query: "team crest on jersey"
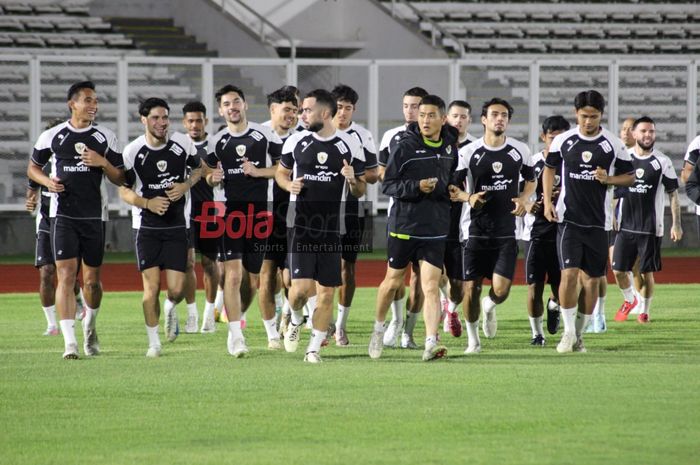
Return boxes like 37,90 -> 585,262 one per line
492,162 -> 502,173
317,152 -> 328,164
157,160 -> 168,172
636,168 -> 645,179
236,145 -> 247,157
582,151 -> 592,163
74,142 -> 86,155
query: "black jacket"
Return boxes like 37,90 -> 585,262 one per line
686,162 -> 700,206
383,122 -> 459,238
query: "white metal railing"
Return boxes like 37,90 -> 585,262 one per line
1,55 -> 698,213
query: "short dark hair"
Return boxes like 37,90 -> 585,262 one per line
215,84 -> 245,104
448,100 -> 471,114
403,87 -> 429,98
139,97 -> 169,117
542,115 -> 571,134
574,90 -> 605,114
481,98 -> 513,120
419,95 -> 446,114
305,89 -> 337,118
182,101 -> 206,116
331,84 -> 359,106
267,87 -> 299,107
632,116 -> 655,130
67,81 -> 95,101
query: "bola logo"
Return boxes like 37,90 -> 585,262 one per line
492,161 -> 502,174
582,151 -> 593,163
317,152 -> 328,164
157,160 -> 167,172
636,168 -> 645,179
236,144 -> 247,157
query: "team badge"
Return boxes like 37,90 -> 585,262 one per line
317,152 -> 328,164
236,144 -> 247,157
446,145 -> 452,155
582,151 -> 592,163
636,168 -> 644,179
157,160 -> 167,172
492,161 -> 502,174
74,142 -> 86,155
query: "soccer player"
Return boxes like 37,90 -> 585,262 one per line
174,101 -> 220,334
368,94 -> 458,362
542,90 -> 635,353
119,98 -> 200,357
451,98 -> 536,354
378,86 -> 429,350
522,116 -> 570,345
258,86 -> 300,350
205,84 -> 283,357
441,99 -> 476,337
680,135 -> 700,241
275,89 -> 366,363
27,81 -> 124,359
331,84 -> 379,346
685,151 -> 700,206
612,117 -> 682,323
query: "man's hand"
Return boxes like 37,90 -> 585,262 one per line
419,177 -> 438,194
47,176 -> 64,193
526,199 -> 543,215
595,166 -> 609,185
242,158 -> 260,177
341,159 -> 356,185
25,189 -> 38,212
165,181 -> 189,202
448,185 -> 469,202
208,162 -> 224,186
543,201 -> 558,222
289,176 -> 304,195
146,196 -> 170,216
469,191 -> 487,210
511,196 -> 529,217
671,224 -> 683,242
80,148 -> 106,168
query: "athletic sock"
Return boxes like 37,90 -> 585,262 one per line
306,295 -> 318,317
425,335 -> 437,348
291,307 -> 304,326
228,321 -> 243,340
214,288 -> 224,310
404,311 -> 419,337
466,320 -> 479,346
306,329 -> 327,353
641,297 -> 652,315
447,300 -> 458,314
595,295 -> 606,318
59,319 -> 77,348
202,301 -> 215,321
621,286 -> 636,303
282,299 -> 291,316
529,316 -> 543,337
575,312 -> 592,338
274,290 -> 284,311
336,304 -> 350,330
373,320 -> 385,333
164,298 -> 175,316
262,318 -> 280,340
146,324 -> 160,348
391,299 -> 405,325
482,295 -> 497,314
187,302 -> 198,318
560,306 -> 577,334
84,305 -> 99,330
42,305 -> 57,328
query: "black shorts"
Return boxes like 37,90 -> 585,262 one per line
612,231 -> 662,274
263,213 -> 288,270
556,223 -> 608,278
387,235 -> 445,270
524,239 -> 561,286
189,220 -> 219,260
35,215 -> 54,268
134,227 -> 188,273
287,227 -> 341,287
444,240 -> 463,281
462,237 -> 518,281
341,216 -> 365,263
50,217 -> 105,267
608,229 -> 617,248
217,204 -> 268,274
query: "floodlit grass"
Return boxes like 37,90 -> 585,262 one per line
1,285 -> 699,465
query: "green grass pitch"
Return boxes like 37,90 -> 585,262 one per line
1,285 -> 699,465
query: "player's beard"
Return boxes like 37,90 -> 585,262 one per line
308,121 -> 323,133
638,140 -> 655,151
493,129 -> 505,137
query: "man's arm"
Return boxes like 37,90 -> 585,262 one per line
669,190 -> 683,242
681,161 -> 694,184
512,179 -> 536,216
118,186 -> 169,216
542,166 -> 557,222
81,148 -> 125,186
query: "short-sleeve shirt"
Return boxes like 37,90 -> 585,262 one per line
31,121 -> 122,221
122,132 -> 200,229
188,136 -> 213,221
447,135 -> 477,241
457,137 -> 535,240
280,129 -> 365,235
545,126 -> 634,230
522,150 -> 561,241
683,135 -> 700,216
378,124 -> 406,167
340,121 -> 378,218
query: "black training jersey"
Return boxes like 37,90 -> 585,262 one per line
341,122 -> 378,218
545,126 -> 633,230
31,121 -> 122,221
522,151 -> 561,241
447,135 -> 477,241
206,122 -> 283,206
123,132 -> 200,230
456,137 -> 535,240
684,135 -> 700,216
262,121 -> 296,211
188,137 -> 213,221
618,149 -> 678,237
378,124 -> 407,167
280,129 -> 365,235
